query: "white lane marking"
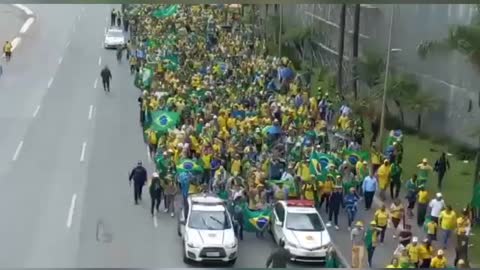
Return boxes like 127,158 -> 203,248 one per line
94,78 -> 98,89
58,57 -> 63,64
12,141 -> 24,161
11,37 -> 21,51
147,146 -> 152,163
32,105 -> 40,117
153,216 -> 158,228
66,40 -> 70,48
12,4 -> 33,16
88,105 -> 94,120
98,57 -> 102,66
19,17 -> 35,34
66,194 -> 77,228
47,77 -> 54,88
80,142 -> 87,162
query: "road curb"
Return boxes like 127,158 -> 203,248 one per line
4,4 -> 35,53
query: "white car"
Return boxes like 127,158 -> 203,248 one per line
104,28 -> 126,49
178,194 -> 238,265
271,200 -> 332,263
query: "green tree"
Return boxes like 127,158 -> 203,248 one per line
282,25 -> 316,62
381,73 -> 421,126
417,5 -> 480,69
355,50 -> 385,88
408,91 -> 440,132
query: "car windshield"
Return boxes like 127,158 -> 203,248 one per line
108,31 -> 124,38
286,212 -> 324,231
188,210 -> 232,230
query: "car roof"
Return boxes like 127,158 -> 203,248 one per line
191,204 -> 225,212
189,193 -> 224,205
278,200 -> 319,214
107,28 -> 123,33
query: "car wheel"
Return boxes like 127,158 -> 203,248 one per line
182,251 -> 190,264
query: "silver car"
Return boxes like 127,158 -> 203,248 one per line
104,28 -> 125,49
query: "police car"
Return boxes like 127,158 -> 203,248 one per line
178,194 -> 238,265
270,200 -> 332,263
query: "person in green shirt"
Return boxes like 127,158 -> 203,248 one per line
364,220 -> 381,267
390,161 -> 403,200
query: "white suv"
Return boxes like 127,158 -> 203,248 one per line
178,194 -> 238,265
271,200 -> 332,263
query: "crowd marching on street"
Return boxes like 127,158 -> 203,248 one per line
112,4 -> 475,268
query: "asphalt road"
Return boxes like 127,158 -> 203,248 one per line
0,4 -> 458,268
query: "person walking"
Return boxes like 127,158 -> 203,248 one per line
398,224 -> 413,247
389,160 -> 402,199
430,249 -> 448,268
116,10 -> 122,27
344,187 -> 359,230
265,238 -> 290,268
3,41 -> 12,62
377,159 -> 391,201
374,204 -> 389,244
232,196 -> 244,240
405,237 -> 421,267
149,172 -> 163,217
390,199 -> 404,237
123,16 -> 129,32
362,172 -> 377,210
454,228 -> 469,267
350,221 -> 364,268
326,186 -> 343,230
418,238 -> 434,268
405,174 -> 418,218
439,205 -> 456,249
416,185 -> 429,226
163,175 -> 177,217
429,192 -> 446,224
110,8 -> 117,26
100,65 -> 112,92
434,152 -> 450,190
364,220 -> 381,267
129,161 -> 147,205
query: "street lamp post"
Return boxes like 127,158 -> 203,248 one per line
377,5 -> 395,149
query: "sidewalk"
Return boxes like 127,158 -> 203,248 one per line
323,191 -> 458,268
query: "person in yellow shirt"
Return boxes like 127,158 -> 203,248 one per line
319,175 -> 334,211
374,204 -> 389,243
302,180 -> 317,201
390,199 -> 404,233
456,209 -> 471,236
377,159 -> 391,201
418,238 -> 434,268
416,185 -> 429,227
439,205 -> 456,249
230,153 -> 242,176
337,113 -> 350,130
295,158 -> 312,182
146,129 -> 158,159
426,219 -> 438,242
386,258 -> 400,268
3,41 -> 12,61
405,237 -> 420,267
430,249 -> 447,268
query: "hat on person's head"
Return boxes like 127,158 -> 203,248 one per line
458,259 -> 465,265
168,149 -> 174,153
418,185 -> 425,189
436,192 -> 442,198
334,185 -> 342,189
355,221 -> 363,227
423,238 -> 430,243
437,249 -> 444,256
412,237 -> 418,243
422,158 -> 428,163
363,160 -> 368,164
370,220 -> 376,226
152,172 -> 159,177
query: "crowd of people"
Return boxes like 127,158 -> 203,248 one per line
123,4 -> 474,268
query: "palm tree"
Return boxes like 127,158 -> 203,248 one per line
337,4 -> 347,96
408,91 -> 440,132
417,5 -> 480,70
352,4 -> 361,100
282,25 -> 315,62
356,50 -> 385,88
381,73 -> 421,126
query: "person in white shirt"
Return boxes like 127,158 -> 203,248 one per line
280,165 -> 294,182
428,192 -> 445,224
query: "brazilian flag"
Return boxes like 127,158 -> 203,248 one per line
152,5 -> 179,19
309,152 -> 338,181
242,204 -> 272,232
176,159 -> 204,174
267,179 -> 298,198
343,149 -> 370,166
149,110 -> 180,134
